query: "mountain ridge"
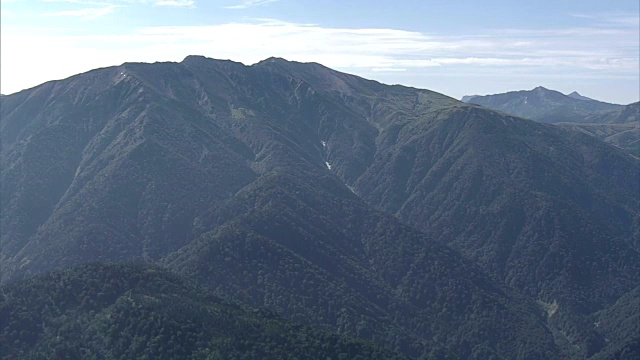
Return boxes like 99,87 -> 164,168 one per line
1,55 -> 638,359
461,86 -> 626,123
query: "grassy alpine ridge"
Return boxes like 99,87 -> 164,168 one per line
1,56 -> 638,359
0,263 -> 410,360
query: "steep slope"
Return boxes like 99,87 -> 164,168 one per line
591,286 -> 640,360
254,60 -> 640,305
0,263 -> 409,359
0,57 -> 563,359
165,171 -> 560,359
463,87 -> 623,123
582,101 -> 640,124
344,106 -> 639,358
1,56 -> 638,359
0,63 -> 258,281
348,105 -> 640,303
556,120 -> 639,157
248,61 -> 640,357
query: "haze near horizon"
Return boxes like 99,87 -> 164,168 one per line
1,0 -> 639,104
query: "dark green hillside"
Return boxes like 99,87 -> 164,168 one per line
352,104 -> 640,307
556,121 -> 639,157
1,65 -> 257,282
0,263 -> 409,360
589,286 -> 640,360
166,171 -> 560,359
347,104 -> 640,358
1,56 -> 638,359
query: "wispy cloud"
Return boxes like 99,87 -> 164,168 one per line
372,68 -> 408,72
39,0 -> 195,19
42,4 -> 122,19
570,12 -> 640,27
224,0 -> 278,9
145,0 -> 194,7
0,9 -> 16,18
1,15 -> 638,101
43,0 -> 194,5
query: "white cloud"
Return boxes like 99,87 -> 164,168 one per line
224,0 -> 277,9
144,0 -> 194,6
38,0 -> 196,18
570,12 -> 640,27
372,68 -> 408,72
42,0 -> 194,4
42,4 -> 121,19
1,18 -> 638,99
0,9 -> 16,18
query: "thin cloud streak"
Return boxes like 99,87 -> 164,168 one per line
41,4 -> 122,19
148,0 -> 194,6
570,12 -> 640,27
1,18 -> 638,97
36,0 -> 196,19
224,0 -> 278,9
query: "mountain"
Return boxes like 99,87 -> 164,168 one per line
567,91 -> 594,101
460,95 -> 478,102
582,101 -> 640,124
2,56 -> 639,359
346,100 -> 640,358
462,88 -> 639,156
0,56 -> 560,359
555,125 -> 639,158
590,286 -> 640,360
0,263 -> 410,359
462,86 -> 624,123
549,102 -> 640,156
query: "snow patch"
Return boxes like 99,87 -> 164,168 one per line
325,162 -> 332,170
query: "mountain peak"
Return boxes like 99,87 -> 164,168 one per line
533,86 -> 550,92
567,91 -> 594,101
465,86 -> 623,122
258,56 -> 290,64
181,55 -> 245,67
182,54 -> 208,62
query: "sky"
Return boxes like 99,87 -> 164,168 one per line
1,0 -> 639,104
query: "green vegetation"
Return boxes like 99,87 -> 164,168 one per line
1,56 -> 638,359
464,86 -> 625,123
0,263 -> 409,360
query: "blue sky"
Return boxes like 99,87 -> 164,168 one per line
1,0 -> 638,104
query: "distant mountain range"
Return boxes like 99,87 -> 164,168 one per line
463,87 -> 639,156
462,86 -> 631,123
2,56 -> 639,359
567,91 -> 595,101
